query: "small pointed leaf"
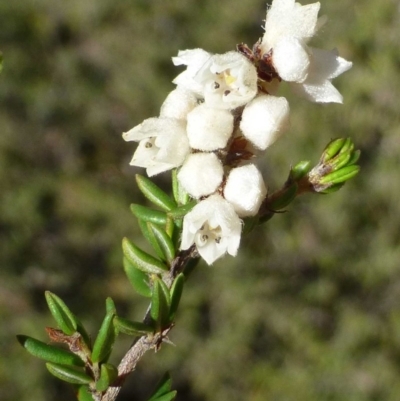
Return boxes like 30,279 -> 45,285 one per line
319,165 -> 360,185
46,362 -> 92,385
148,223 -> 175,264
138,219 -> 165,260
123,238 -> 168,274
45,291 -> 78,335
91,304 -> 116,363
136,175 -> 177,212
169,274 -> 184,321
151,278 -> 171,330
322,138 -> 347,162
114,316 -> 154,336
17,335 -> 84,366
95,363 -> 119,392
130,204 -> 168,225
123,257 -> 152,297
290,161 -> 311,181
167,202 -> 197,220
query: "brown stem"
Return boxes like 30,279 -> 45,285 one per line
101,246 -> 197,401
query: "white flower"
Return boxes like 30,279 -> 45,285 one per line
194,51 -> 258,109
160,87 -> 199,120
123,117 -> 190,176
186,104 -> 234,151
240,94 -> 290,150
181,194 -> 242,265
172,49 -> 212,97
260,0 -> 351,103
178,153 -> 224,199
261,0 -> 321,52
290,48 -> 353,103
223,164 -> 267,217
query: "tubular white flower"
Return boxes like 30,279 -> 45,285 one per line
123,117 -> 190,176
186,104 -> 234,151
240,94 -> 290,150
290,48 -> 353,103
181,194 -> 242,265
178,153 -> 224,199
223,164 -> 267,217
172,49 -> 212,97
160,87 -> 199,120
194,51 -> 258,109
261,0 -> 321,52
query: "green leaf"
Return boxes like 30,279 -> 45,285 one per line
77,386 -> 94,401
106,297 -> 116,314
138,219 -> 165,261
91,302 -> 116,363
347,149 -> 361,166
130,204 -> 168,225
114,316 -> 154,336
169,274 -> 184,321
149,392 -> 177,401
322,138 -> 347,162
45,291 -> 78,335
151,278 -> 171,330
17,335 -> 84,366
46,362 -> 92,385
148,372 -> 173,400
269,184 -> 298,211
319,165 -> 360,185
148,223 -> 175,264
95,363 -> 119,392
167,202 -> 197,220
123,238 -> 168,274
123,257 -> 152,297
136,175 -> 177,212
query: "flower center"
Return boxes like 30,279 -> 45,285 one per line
196,223 -> 222,247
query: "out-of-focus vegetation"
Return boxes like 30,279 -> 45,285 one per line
1,1 -> 400,400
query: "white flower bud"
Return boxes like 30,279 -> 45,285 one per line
160,87 -> 198,120
178,153 -> 223,199
272,37 -> 310,82
223,164 -> 267,217
240,95 -> 290,150
181,194 -> 242,265
194,51 -> 258,109
123,117 -> 190,176
186,104 -> 234,151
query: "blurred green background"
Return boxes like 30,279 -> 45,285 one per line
1,0 -> 400,400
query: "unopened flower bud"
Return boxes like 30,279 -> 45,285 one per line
240,95 -> 290,150
187,104 -> 234,151
223,164 -> 267,217
178,153 -> 224,199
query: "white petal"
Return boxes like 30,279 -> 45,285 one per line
177,153 -> 223,199
224,164 -> 267,217
172,49 -> 212,96
290,80 -> 343,103
181,194 -> 242,265
240,95 -> 290,150
186,104 -> 234,151
273,37 -> 310,82
290,48 -> 352,103
160,88 -> 198,120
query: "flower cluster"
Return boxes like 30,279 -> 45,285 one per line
123,0 -> 351,265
